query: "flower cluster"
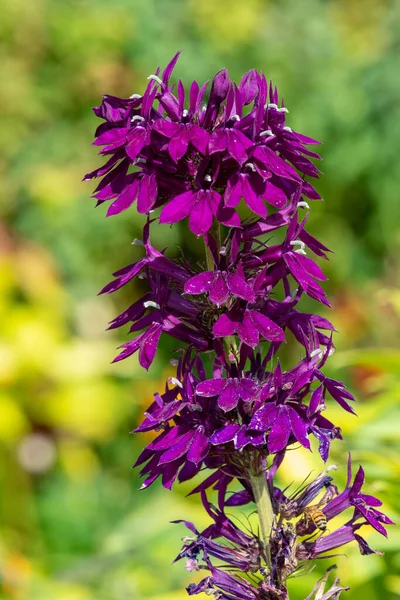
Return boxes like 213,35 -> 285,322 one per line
87,53 -> 392,599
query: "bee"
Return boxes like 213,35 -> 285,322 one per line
303,502 -> 327,532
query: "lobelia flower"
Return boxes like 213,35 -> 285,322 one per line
87,52 -> 392,599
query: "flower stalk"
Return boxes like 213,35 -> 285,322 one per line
249,470 -> 274,572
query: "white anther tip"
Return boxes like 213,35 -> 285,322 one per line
298,201 -> 310,210
147,74 -> 163,85
168,377 -> 183,388
259,130 -> 274,138
131,115 -> 145,123
144,301 -> 160,309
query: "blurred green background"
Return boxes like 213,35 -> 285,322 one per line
0,0 -> 399,598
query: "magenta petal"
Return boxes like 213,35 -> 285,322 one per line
227,130 -> 248,165
196,378 -> 227,397
295,254 -> 327,281
217,205 -> 241,228
209,272 -> 229,306
137,174 -> 157,214
152,119 -> 180,138
159,190 -> 196,225
224,175 -> 243,208
162,459 -> 183,490
268,407 -> 291,453
218,381 -> 239,412
237,312 -> 259,347
138,323 -> 162,370
187,428 -> 210,465
308,385 -> 324,416
106,180 -> 139,216
248,310 -> 285,343
249,403 -> 277,431
190,124 -> 210,154
242,177 -> 267,218
288,407 -> 310,449
93,127 -> 129,147
158,430 -> 196,464
227,272 -> 255,302
352,466 -> 365,496
210,424 -> 241,445
213,313 -> 238,338
238,378 -> 259,401
209,129 -> 227,154
189,192 -> 214,236
184,271 -> 215,295
125,127 -> 148,160
169,128 -> 190,162
149,426 -> 182,451
264,182 -> 287,209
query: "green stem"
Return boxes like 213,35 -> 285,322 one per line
249,470 -> 274,572
204,220 -> 221,271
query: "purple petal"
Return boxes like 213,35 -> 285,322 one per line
218,381 -> 239,412
106,180 -> 139,216
169,127 -> 190,162
227,130 -> 249,165
239,70 -> 259,104
238,378 -> 259,401
196,378 -> 227,397
224,175 -> 242,208
162,459 -> 183,490
242,176 -> 267,218
209,130 -> 227,154
248,310 -> 285,343
137,174 -> 157,214
264,182 -> 287,209
93,127 -> 129,147
152,119 -> 180,138
190,124 -> 209,154
184,271 -> 215,295
210,424 -> 241,445
352,466 -> 365,496
209,272 -> 229,306
213,313 -> 238,338
159,190 -> 196,225
226,272 -> 255,302
308,385 -> 324,416
296,254 -> 327,281
217,204 -> 241,228
125,127 -> 148,160
268,407 -> 291,453
158,430 -> 196,464
187,428 -> 210,465
237,311 -> 259,347
249,403 -> 277,431
288,407 -> 310,449
161,51 -> 181,86
189,191 -> 216,236
139,323 -> 163,370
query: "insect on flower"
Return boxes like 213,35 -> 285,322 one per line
303,500 -> 328,532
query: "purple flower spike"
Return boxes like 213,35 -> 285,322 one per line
87,52 -> 392,599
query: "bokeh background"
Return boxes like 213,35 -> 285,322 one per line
1,0 -> 399,598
